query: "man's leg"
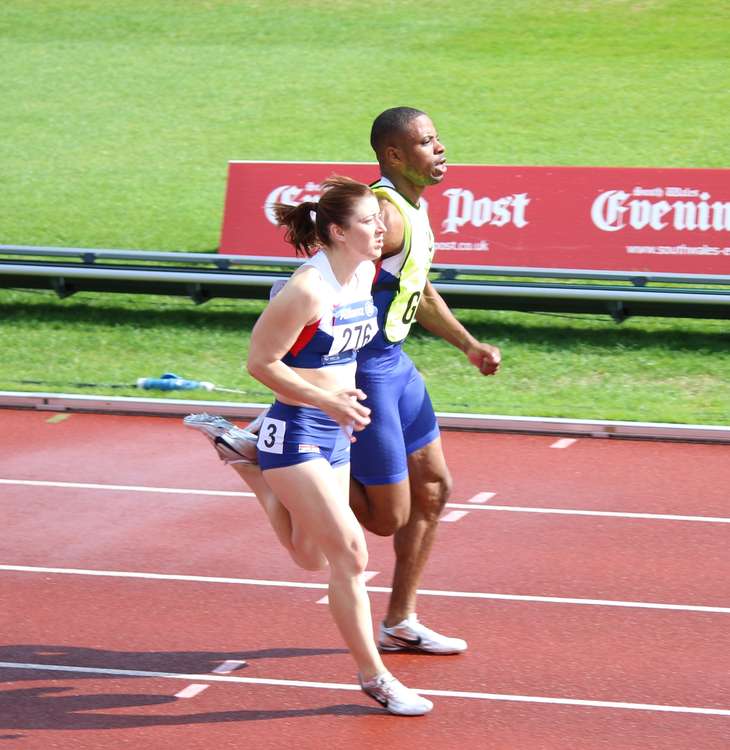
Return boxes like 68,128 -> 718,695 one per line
375,436 -> 465,654
351,445 -> 449,625
349,476 -> 410,538
350,350 -> 463,652
389,436 -> 451,625
351,436 -> 464,654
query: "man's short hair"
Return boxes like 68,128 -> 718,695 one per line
370,106 -> 427,154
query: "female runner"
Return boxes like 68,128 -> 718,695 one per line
226,176 -> 432,716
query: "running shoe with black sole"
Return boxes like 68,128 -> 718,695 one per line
359,672 -> 433,716
379,613 -> 467,655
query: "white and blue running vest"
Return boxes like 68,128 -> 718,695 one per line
281,250 -> 378,369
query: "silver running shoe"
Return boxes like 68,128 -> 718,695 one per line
183,413 -> 235,438
379,613 -> 467,655
183,413 -> 258,465
359,672 -> 433,716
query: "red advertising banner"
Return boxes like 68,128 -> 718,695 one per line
219,161 -> 730,274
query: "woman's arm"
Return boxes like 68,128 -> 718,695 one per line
247,270 -> 371,429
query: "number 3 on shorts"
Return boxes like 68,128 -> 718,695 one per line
257,417 -> 286,454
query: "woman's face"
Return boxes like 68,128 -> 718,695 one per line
339,194 -> 385,260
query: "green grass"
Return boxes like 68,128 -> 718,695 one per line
2,0 -> 729,249
2,288 -> 728,425
1,1 -> 729,425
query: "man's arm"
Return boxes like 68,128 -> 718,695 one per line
416,279 -> 501,375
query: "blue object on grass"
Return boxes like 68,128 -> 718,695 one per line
136,372 -> 214,391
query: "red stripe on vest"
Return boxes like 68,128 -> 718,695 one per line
289,319 -> 321,357
372,259 -> 383,288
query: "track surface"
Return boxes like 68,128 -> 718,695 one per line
1,408 -> 729,749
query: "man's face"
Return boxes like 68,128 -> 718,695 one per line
393,115 -> 447,188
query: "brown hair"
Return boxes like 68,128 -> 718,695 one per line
273,175 -> 374,257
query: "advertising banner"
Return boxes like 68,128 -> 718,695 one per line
219,161 -> 730,274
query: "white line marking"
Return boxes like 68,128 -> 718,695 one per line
3,478 -> 728,523
176,659 -> 246,699
2,564 -> 728,614
550,438 -> 577,449
175,683 -> 209,699
445,503 -> 730,524
441,510 -> 470,522
212,659 -> 246,674
0,478 -> 254,498
46,414 -> 70,424
468,492 -> 496,503
317,571 -> 378,604
0,564 -> 329,589
1,661 -> 728,717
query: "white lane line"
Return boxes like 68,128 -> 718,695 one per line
46,414 -> 71,424
468,492 -> 496,503
1,661 -> 728,717
317,571 -> 379,604
2,565 -> 729,614
212,659 -> 246,674
550,438 -> 577,449
0,478 -> 253,498
3,478 -> 728,524
176,659 -> 246,698
445,503 -> 730,524
441,510 -> 470,522
175,683 -> 209,699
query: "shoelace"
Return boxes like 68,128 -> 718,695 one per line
408,619 -> 440,639
370,673 -> 404,697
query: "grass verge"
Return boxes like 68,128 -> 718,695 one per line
2,288 -> 728,425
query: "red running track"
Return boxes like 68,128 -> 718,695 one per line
1,408 -> 729,749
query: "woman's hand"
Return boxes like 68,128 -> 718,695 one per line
320,388 -> 370,441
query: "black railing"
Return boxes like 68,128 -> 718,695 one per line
2,245 -> 729,322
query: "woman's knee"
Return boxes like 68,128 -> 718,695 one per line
291,547 -> 329,572
329,537 -> 369,577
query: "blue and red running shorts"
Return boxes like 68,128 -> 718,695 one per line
257,400 -> 351,471
350,346 -> 439,486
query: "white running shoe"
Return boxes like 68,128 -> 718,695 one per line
359,672 -> 433,716
379,613 -> 467,655
183,413 -> 258,465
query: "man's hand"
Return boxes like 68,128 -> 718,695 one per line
466,342 -> 501,376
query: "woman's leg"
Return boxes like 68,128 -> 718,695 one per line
262,459 -> 385,681
183,412 -> 326,569
232,462 -> 327,571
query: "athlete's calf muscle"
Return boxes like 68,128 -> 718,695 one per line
407,439 -> 452,517
350,477 -> 411,537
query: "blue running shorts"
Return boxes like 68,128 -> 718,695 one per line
351,347 -> 439,486
257,400 -> 351,471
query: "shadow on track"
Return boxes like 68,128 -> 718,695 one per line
0,643 -> 384,731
